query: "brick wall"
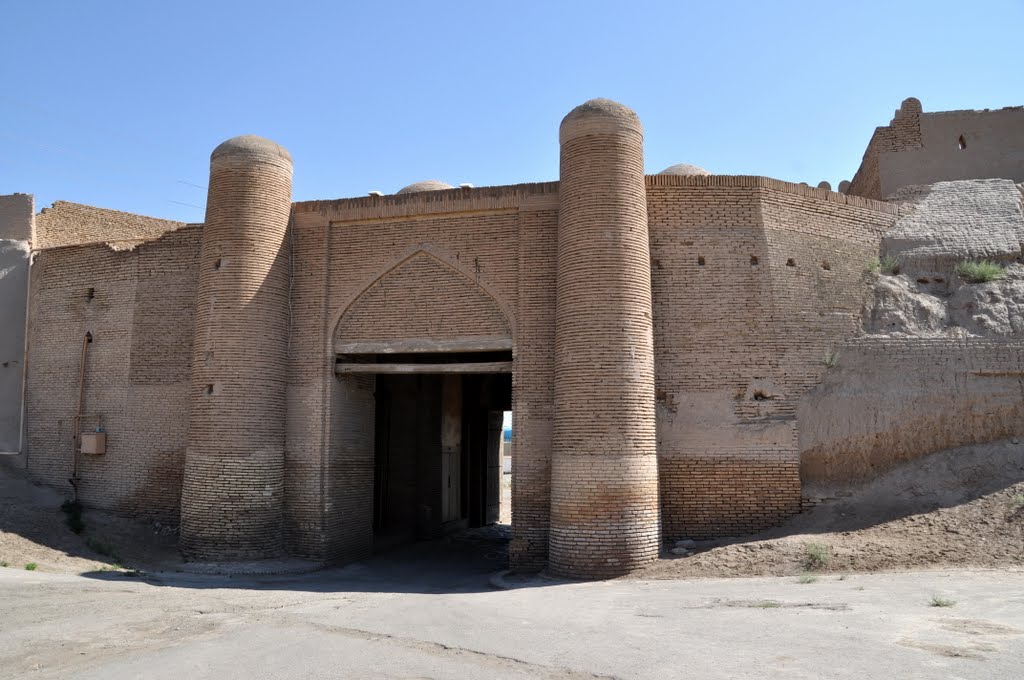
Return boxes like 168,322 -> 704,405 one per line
23,173 -> 902,561
510,194 -> 557,570
288,185 -> 544,562
648,175 -> 896,540
847,98 -> 923,200
334,251 -> 511,347
24,226 -> 200,519
35,201 -> 186,250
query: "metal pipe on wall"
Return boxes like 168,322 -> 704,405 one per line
70,331 -> 91,500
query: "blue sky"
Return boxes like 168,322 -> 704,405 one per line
2,1 -> 1021,223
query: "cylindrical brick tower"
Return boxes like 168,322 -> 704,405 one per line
180,135 -> 293,561
550,99 -> 660,578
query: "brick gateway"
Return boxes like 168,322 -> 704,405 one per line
7,97 -> 1023,578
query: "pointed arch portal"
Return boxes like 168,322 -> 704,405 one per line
325,247 -> 513,558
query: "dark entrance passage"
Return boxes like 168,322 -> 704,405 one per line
371,372 -> 510,551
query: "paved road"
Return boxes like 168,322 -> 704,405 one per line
1,543 -> 1023,679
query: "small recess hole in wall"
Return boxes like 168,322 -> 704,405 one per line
821,261 -> 831,271
213,258 -> 222,271
916,277 -> 930,284
786,258 -> 796,267
958,134 -> 967,150
697,256 -> 706,266
752,390 -> 770,401
204,384 -> 214,396
750,255 -> 759,266
86,287 -> 95,301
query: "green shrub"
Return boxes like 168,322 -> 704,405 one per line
796,573 -> 819,584
822,350 -> 840,368
804,542 -> 831,571
868,254 -> 900,275
24,563 -> 37,571
930,595 -> 956,608
955,260 -> 1005,283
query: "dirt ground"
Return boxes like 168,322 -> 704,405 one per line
637,438 -> 1024,579
0,458 -> 179,574
2,438 -> 1023,579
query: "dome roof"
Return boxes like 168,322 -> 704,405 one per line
562,98 -> 639,125
211,135 -> 292,163
396,180 -> 454,195
560,98 -> 642,142
658,163 -> 710,176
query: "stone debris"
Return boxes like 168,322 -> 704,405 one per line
864,264 -> 1024,337
863,274 -> 948,334
948,273 -> 1024,336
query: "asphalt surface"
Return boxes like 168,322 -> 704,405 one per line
2,536 -> 1023,679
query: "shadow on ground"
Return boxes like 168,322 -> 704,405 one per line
78,524 -> 571,595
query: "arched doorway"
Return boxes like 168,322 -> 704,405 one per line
327,249 -> 515,558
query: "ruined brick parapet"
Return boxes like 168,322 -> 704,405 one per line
549,99 -> 660,578
848,97 -> 1024,199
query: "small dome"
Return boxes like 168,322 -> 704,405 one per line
560,98 -> 642,143
563,98 -> 639,124
396,180 -> 454,195
658,163 -> 711,176
211,135 -> 292,163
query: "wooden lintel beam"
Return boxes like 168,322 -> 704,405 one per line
334,335 -> 512,355
335,361 -> 513,375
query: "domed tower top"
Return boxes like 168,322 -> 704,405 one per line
559,98 -> 642,143
396,180 -> 454,194
211,135 -> 292,165
658,163 -> 711,176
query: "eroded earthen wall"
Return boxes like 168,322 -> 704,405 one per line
848,99 -> 923,200
848,100 -> 1024,200
0,194 -> 33,453
24,227 -> 200,518
799,337 -> 1024,486
881,109 -> 1024,196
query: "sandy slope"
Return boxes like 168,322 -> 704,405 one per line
637,438 -> 1024,579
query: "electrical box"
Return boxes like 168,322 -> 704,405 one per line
80,432 -> 106,455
